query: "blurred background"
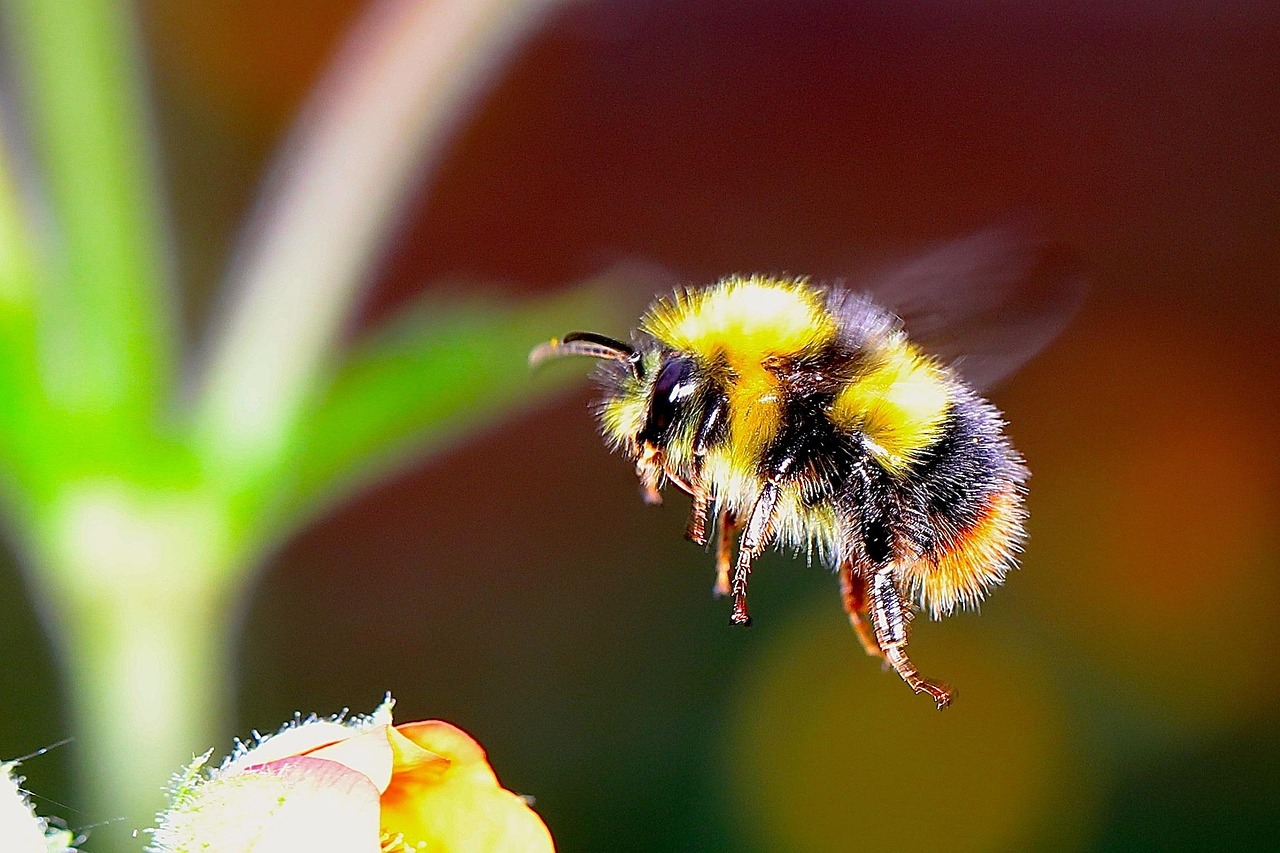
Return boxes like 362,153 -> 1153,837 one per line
2,0 -> 1278,850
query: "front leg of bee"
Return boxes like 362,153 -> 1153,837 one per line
869,565 -> 953,709
712,508 -> 738,598
730,482 -> 781,626
838,560 -> 883,659
683,394 -> 728,546
636,443 -> 665,505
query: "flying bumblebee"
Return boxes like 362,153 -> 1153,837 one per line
531,232 -> 1082,708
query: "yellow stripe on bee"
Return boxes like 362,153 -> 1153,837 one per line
829,337 -> 950,475
701,447 -> 762,517
723,368 -> 783,463
643,277 -> 835,462
642,276 -> 836,369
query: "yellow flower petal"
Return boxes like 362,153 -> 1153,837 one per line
380,722 -> 553,853
155,700 -> 553,852
306,725 -> 396,794
386,724 -> 451,783
394,722 -> 488,778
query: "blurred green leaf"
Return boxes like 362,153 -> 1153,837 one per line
0,126 -> 55,517
276,275 -> 640,531
5,0 -> 173,422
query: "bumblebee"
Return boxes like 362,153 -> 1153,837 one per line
531,232 -> 1081,708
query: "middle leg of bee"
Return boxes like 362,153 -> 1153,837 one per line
838,560 -> 883,659
713,508 -> 738,598
869,565 -> 953,710
731,482 -> 780,627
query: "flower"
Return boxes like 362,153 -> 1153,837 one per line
151,698 -> 552,852
0,760 -> 76,853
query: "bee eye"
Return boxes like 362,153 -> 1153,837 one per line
643,357 -> 698,442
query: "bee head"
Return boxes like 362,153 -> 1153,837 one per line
635,354 -> 700,450
531,332 -> 706,480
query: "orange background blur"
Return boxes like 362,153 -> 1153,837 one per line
3,2 -> 1278,850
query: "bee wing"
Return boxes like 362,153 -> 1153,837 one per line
863,230 -> 1087,392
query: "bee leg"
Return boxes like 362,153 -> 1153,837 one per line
685,477 -> 712,545
636,443 -> 664,505
712,508 -> 738,598
869,566 -> 953,709
838,560 -> 883,659
685,395 -> 728,546
730,483 -> 781,626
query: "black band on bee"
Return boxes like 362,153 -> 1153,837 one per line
692,390 -> 729,455
762,393 -> 854,494
903,389 -> 1027,547
847,457 -> 898,567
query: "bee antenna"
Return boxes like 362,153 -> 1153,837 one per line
529,332 -> 637,367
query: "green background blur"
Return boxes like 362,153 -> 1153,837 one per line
3,1 -> 1278,851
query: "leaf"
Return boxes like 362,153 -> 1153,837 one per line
275,273 -> 644,530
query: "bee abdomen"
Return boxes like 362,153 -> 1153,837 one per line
898,387 -> 1029,617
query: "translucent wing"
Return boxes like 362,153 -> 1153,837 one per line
862,230 -> 1086,392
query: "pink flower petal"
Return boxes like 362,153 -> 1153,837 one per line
155,756 -> 381,853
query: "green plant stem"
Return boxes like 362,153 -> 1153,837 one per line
192,0 -> 561,479
276,278 -> 634,537
5,0 -> 172,421
0,128 -> 48,505
57,586 -> 231,850
32,485 -> 233,850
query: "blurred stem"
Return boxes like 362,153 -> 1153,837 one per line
0,125 -> 38,312
0,126 -> 46,505
32,483 -> 233,849
54,581 -> 231,849
192,0 -> 561,480
5,0 -> 172,421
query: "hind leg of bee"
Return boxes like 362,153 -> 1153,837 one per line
730,483 -> 780,626
869,565 -> 952,710
838,560 -> 883,659
713,508 -> 738,598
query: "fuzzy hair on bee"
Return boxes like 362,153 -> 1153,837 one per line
531,232 -> 1083,709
